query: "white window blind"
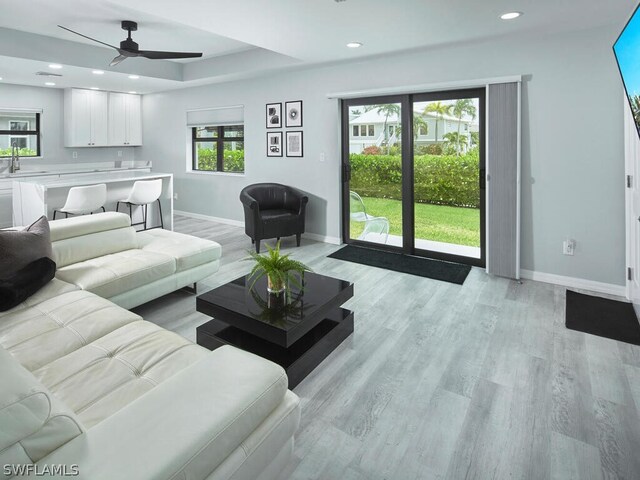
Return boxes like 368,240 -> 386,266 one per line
186,105 -> 244,127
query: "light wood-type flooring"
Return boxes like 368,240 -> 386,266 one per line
133,215 -> 640,480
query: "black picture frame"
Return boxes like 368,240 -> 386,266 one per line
267,132 -> 283,157
266,103 -> 282,129
286,131 -> 303,157
285,100 -> 303,128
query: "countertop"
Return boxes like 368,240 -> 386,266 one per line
12,171 -> 173,189
0,166 -> 150,180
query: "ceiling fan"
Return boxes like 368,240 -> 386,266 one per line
58,20 -> 203,67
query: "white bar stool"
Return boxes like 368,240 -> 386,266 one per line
116,179 -> 164,230
53,184 -> 107,220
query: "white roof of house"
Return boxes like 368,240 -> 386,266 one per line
350,108 -> 473,125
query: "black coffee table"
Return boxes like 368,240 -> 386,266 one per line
196,272 -> 354,388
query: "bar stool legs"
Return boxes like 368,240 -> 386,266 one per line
116,200 -> 163,230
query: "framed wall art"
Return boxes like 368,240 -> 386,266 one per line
266,103 -> 282,128
285,100 -> 303,128
267,131 -> 283,157
286,131 -> 303,157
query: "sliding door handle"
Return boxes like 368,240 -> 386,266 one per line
343,163 -> 351,182
479,168 -> 486,189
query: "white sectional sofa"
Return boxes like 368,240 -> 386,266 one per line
0,213 -> 301,480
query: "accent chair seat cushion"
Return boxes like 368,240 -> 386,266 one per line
260,209 -> 298,223
55,249 -> 176,299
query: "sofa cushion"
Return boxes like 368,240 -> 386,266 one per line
137,229 -> 222,272
0,216 -> 53,279
0,278 -> 78,319
0,346 -> 84,466
49,212 -> 131,242
0,257 -> 57,312
55,249 -> 176,299
0,289 -> 141,372
52,227 -> 138,268
33,320 -> 208,428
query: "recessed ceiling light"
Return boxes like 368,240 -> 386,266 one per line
0,77 -> 3,81
92,70 -> 104,75
128,75 -> 139,79
128,91 -> 137,94
346,42 -> 363,48
45,82 -> 56,86
90,87 -> 100,90
49,64 -> 63,69
500,12 -> 522,20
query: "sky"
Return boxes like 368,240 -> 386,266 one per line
614,5 -> 640,99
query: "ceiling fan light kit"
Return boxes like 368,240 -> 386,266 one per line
58,20 -> 203,67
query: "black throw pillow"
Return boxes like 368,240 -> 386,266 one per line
0,257 -> 56,312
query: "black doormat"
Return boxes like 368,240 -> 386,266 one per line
565,290 -> 640,345
328,245 -> 471,285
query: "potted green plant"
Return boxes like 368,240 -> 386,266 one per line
246,241 -> 312,297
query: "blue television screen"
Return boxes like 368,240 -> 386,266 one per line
614,3 -> 640,137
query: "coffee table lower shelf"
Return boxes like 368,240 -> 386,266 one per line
197,307 -> 354,388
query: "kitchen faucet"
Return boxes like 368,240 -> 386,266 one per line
10,140 -> 20,173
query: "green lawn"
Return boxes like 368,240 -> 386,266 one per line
351,196 -> 480,247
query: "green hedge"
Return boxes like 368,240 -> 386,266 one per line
0,148 -> 37,157
197,148 -> 245,172
350,152 -> 479,208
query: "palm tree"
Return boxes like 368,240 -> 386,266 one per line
413,115 -> 428,140
443,132 -> 467,154
470,131 -> 479,148
451,99 -> 477,155
631,95 -> 640,126
394,114 -> 429,141
365,104 -> 401,153
424,102 -> 451,145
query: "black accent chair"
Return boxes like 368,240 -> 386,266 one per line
240,183 -> 308,253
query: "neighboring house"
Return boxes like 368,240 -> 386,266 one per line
0,114 -> 33,151
349,108 -> 475,153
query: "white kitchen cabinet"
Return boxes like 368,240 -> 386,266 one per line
108,93 -> 142,146
64,89 -> 109,147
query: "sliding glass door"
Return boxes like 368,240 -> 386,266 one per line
343,96 -> 406,248
341,89 -> 485,267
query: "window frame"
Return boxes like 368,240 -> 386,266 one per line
191,124 -> 244,173
0,113 -> 41,158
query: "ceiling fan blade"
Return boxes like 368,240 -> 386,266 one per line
138,50 -> 203,60
58,25 -> 119,50
109,54 -> 129,67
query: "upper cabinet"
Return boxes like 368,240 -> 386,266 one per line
64,89 -> 108,147
64,89 -> 142,147
108,93 -> 142,146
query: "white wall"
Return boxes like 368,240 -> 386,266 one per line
0,83 -> 136,166
140,24 -> 626,286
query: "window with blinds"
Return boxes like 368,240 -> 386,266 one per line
187,106 -> 244,173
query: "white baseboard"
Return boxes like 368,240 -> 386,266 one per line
174,210 -> 244,227
519,269 -> 626,298
174,210 -> 342,245
304,232 -> 342,245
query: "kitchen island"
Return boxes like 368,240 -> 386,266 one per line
12,171 -> 173,229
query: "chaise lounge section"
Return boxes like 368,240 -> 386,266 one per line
49,212 -> 221,309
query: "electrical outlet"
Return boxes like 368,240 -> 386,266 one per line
117,150 -> 123,157
72,151 -> 78,159
173,193 -> 178,200
320,152 -> 326,162
563,239 -> 576,256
